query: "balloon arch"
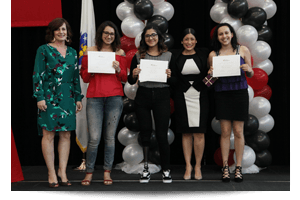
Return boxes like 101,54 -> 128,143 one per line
115,0 -> 276,174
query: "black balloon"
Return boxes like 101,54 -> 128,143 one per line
257,25 -> 273,43
124,112 -> 140,132
123,97 -> 135,114
255,150 -> 272,167
242,7 -> 267,29
245,130 -> 270,152
127,0 -> 138,4
163,33 -> 174,50
149,149 -> 160,165
147,15 -> 168,33
227,0 -> 248,19
134,0 -> 153,20
244,114 -> 259,136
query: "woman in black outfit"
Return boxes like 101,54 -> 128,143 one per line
128,24 -> 173,184
169,28 -> 209,180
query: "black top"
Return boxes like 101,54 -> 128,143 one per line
169,48 -> 209,94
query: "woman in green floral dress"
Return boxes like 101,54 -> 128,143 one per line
32,18 -> 83,187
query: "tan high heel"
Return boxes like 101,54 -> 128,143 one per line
183,166 -> 192,180
103,170 -> 113,186
194,167 -> 202,180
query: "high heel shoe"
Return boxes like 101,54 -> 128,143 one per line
194,167 -> 202,180
183,166 -> 192,180
103,170 -> 113,186
234,166 -> 243,182
222,165 -> 230,182
57,176 -> 72,186
49,182 -> 59,188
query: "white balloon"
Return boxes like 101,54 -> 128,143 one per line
116,1 -> 134,21
121,15 -> 145,38
249,41 -> 271,63
210,3 -> 229,23
248,85 -> 254,102
233,145 -> 256,168
153,1 -> 174,21
122,143 -> 144,165
167,128 -> 175,145
124,81 -> 139,100
253,59 -> 273,75
247,0 -> 265,8
260,0 -> 277,19
230,131 -> 235,149
135,32 -> 143,48
211,117 -> 222,135
150,0 -> 164,6
220,16 -> 243,33
118,127 -> 139,146
249,97 -> 271,119
258,114 -> 275,133
236,25 -> 258,47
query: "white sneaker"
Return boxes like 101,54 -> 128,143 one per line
140,169 -> 151,183
162,169 -> 172,183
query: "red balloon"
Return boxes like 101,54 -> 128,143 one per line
254,84 -> 272,100
170,98 -> 174,114
121,35 -> 136,53
126,49 -> 138,70
210,26 -> 217,40
246,68 -> 268,90
214,147 -> 235,167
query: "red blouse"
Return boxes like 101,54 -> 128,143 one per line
80,54 -> 127,98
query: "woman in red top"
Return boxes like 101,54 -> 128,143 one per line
80,21 -> 127,186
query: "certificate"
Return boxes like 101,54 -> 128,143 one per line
213,55 -> 241,77
88,51 -> 115,74
139,59 -> 168,83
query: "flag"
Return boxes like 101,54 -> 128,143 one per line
76,0 -> 96,153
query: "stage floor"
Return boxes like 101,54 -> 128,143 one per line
11,165 -> 290,191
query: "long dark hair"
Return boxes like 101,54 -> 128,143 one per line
95,21 -> 121,52
211,23 -> 238,52
138,24 -> 168,59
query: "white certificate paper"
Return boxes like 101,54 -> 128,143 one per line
213,55 -> 241,77
139,59 -> 168,83
88,51 -> 115,74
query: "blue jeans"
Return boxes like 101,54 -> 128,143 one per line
85,96 -> 123,172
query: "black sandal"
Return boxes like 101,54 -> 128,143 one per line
222,165 -> 230,182
234,166 -> 243,182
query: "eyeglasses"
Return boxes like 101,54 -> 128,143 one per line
145,33 -> 158,39
103,31 -> 115,36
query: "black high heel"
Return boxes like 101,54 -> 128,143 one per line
57,176 -> 72,186
222,165 -> 230,182
234,166 -> 243,182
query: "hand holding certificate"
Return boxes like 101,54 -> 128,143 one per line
88,51 -> 116,74
212,55 -> 241,77
139,59 -> 169,83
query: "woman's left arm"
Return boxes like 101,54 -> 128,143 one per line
115,55 -> 128,83
241,46 -> 254,78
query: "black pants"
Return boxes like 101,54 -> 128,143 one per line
134,86 -> 170,170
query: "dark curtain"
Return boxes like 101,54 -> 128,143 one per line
11,0 -> 289,166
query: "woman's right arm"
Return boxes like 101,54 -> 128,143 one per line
32,46 -> 46,102
127,54 -> 139,85
207,51 -> 215,75
80,55 -> 93,83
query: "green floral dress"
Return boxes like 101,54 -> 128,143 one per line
33,44 -> 83,135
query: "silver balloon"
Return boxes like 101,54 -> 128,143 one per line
210,3 -> 229,23
253,59 -> 273,75
220,16 -> 243,33
248,85 -> 254,102
247,0 -> 264,8
135,32 -> 143,48
230,131 -> 235,149
167,128 -> 175,145
150,0 -> 164,6
211,117 -> 222,135
233,145 -> 256,168
236,25 -> 258,47
261,0 -> 277,19
124,81 -> 138,100
249,97 -> 271,119
258,114 -> 274,133
122,143 -> 144,165
121,15 -> 145,38
153,1 -> 174,21
249,41 -> 271,63
118,127 -> 139,146
116,1 -> 134,21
